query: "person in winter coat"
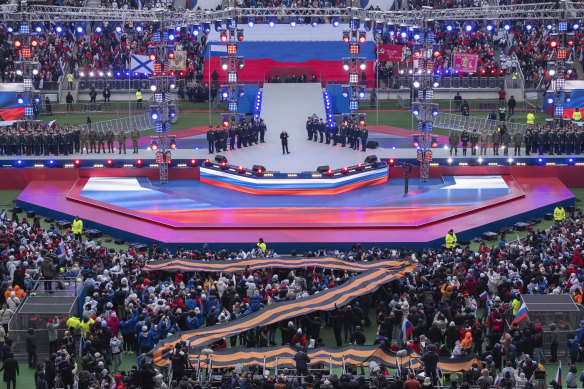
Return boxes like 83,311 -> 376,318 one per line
46,317 -> 59,355
0,352 -> 18,389
565,365 -> 578,388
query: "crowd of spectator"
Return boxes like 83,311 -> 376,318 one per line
0,192 -> 580,388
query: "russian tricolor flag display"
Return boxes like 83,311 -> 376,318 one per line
555,360 -> 561,385
203,25 -> 376,87
401,318 -> 413,342
480,291 -> 488,301
512,302 -> 528,325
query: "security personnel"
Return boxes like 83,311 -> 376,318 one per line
460,129 -> 470,156
360,125 -> 368,152
498,106 -> 506,122
250,122 -> 258,145
221,126 -> 229,151
131,127 -> 140,153
347,124 -> 354,149
241,124 -> 249,148
537,129 -> 545,155
470,129 -> 479,156
79,127 -> 88,154
229,125 -> 236,151
331,122 -> 339,146
492,128 -> 501,156
43,130 -> 51,156
67,72 -> 74,90
353,125 -> 360,151
259,119 -> 266,143
318,119 -> 325,143
573,108 -> 582,121
526,111 -> 535,125
554,205 -> 566,222
339,123 -> 347,147
235,125 -> 242,149
105,128 -> 115,153
325,122 -> 331,144
206,126 -> 215,153
445,229 -> 457,249
566,129 -> 574,155
117,129 -> 127,154
97,129 -> 106,153
72,216 -> 83,241
306,117 -> 313,140
26,130 -> 34,156
74,126 -> 81,153
513,130 -> 522,156
136,89 -> 143,109
502,130 -> 511,156
16,130 -> 24,156
576,130 -> 583,155
524,128 -> 532,156
0,129 -> 5,156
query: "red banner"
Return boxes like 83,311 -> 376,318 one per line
377,44 -> 403,62
452,53 -> 479,73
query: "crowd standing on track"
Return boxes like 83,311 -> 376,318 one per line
0,204 -> 581,387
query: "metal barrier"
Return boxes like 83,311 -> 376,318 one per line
82,113 -> 153,133
49,101 -> 149,114
433,112 -> 530,134
395,76 -> 505,90
7,277 -> 82,362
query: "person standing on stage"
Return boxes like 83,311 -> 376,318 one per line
306,116 -> 313,140
361,125 -> 368,152
280,130 -> 290,154
206,126 -> 215,154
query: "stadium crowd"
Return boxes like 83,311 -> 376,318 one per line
0,195 -> 580,388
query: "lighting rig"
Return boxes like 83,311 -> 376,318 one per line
13,23 -> 42,127
147,12 -> 179,185
546,20 -> 574,122
218,19 -> 244,127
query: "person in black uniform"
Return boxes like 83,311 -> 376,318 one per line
280,130 -> 290,154
206,126 -> 215,154
259,119 -> 266,143
353,126 -> 360,150
524,128 -> 531,156
325,122 -> 331,144
229,125 -> 236,151
74,127 -> 81,153
25,130 -> 33,156
250,122 -> 258,145
241,124 -> 249,147
339,123 -> 347,147
0,130 -> 5,156
15,130 -> 24,156
221,126 -> 229,152
306,117 -> 313,140
318,119 -> 325,143
576,130 -> 582,155
236,124 -> 242,149
332,122 -> 339,146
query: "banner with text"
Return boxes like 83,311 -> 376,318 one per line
452,53 -> 479,73
377,44 -> 403,62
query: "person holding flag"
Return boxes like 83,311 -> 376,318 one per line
511,302 -> 528,326
401,317 -> 413,344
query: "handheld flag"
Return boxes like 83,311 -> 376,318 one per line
494,373 -> 501,387
480,291 -> 488,301
555,360 -> 561,385
401,318 -> 413,342
130,54 -> 154,75
511,302 -> 528,325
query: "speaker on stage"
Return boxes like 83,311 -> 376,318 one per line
364,155 -> 378,164
366,141 -> 379,149
252,165 -> 266,173
317,165 -> 330,173
215,155 -> 227,164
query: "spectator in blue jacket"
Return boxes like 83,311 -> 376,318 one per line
186,311 -> 199,330
568,334 -> 580,364
138,325 -> 153,353
250,290 -> 263,312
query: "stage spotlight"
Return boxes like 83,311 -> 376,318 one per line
247,18 -> 255,27
150,108 -> 159,121
214,20 -> 222,32
17,96 -> 24,104
190,159 -> 197,167
342,86 -> 349,97
358,114 -> 366,126
547,24 -> 553,30
547,97 -> 554,104
268,20 -> 275,28
504,24 -> 511,31
343,30 -> 350,43
359,59 -> 366,70
238,86 -> 245,97
351,18 -> 360,30
364,19 -> 372,32
74,159 -> 81,167
238,165 -> 244,174
150,137 -> 158,151
136,159 -> 143,167
478,157 -> 483,164
574,23 -> 580,30
13,40 -> 21,48
431,136 -> 438,148
446,25 -> 452,32
333,18 -> 340,27
220,161 -> 227,170
356,163 -> 363,171
311,18 -> 318,27
221,86 -> 229,99
486,24 -> 493,32
413,80 -> 420,88
358,87 -> 366,98
412,135 -> 420,148
327,168 -> 332,176
222,114 -> 230,127
107,159 -> 113,167
342,58 -> 350,71
237,29 -> 244,41
203,23 -> 211,34
76,26 -> 84,34
169,105 -> 177,119
358,31 -> 366,43
465,24 -> 472,32
55,26 -> 63,33
432,106 -> 439,117
290,19 -> 297,27
220,31 -> 227,42
448,158 -> 452,164
388,159 -> 395,167
227,18 -> 237,30
204,159 -> 211,166
538,158 -> 543,164
221,57 -> 228,70
412,103 -> 420,116
526,24 -> 532,31
115,25 -> 122,33
342,166 -> 349,174
170,136 -> 177,150
135,25 -> 144,33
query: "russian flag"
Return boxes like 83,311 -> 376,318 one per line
401,318 -> 413,342
480,291 -> 488,301
512,302 -> 528,325
494,374 -> 501,387
555,360 -> 561,385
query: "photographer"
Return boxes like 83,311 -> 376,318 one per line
170,343 -> 188,381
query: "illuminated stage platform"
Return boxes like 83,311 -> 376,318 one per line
15,170 -> 574,251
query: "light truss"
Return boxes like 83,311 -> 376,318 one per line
0,2 -> 581,24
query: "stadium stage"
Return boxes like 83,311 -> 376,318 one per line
15,168 -> 575,251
